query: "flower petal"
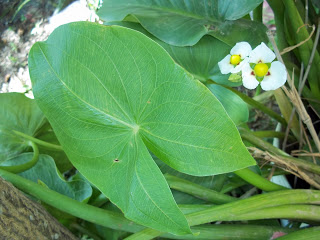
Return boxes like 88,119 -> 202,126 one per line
218,54 -> 234,74
242,63 -> 259,89
261,61 -> 287,90
249,42 -> 275,63
230,57 -> 249,73
230,42 -> 252,59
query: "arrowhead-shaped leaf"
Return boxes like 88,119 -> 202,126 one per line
28,22 -> 255,234
98,0 -> 263,46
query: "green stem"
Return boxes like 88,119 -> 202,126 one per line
221,168 -> 287,193
188,189 -> 320,226
0,168 -> 143,233
254,84 -> 262,96
179,204 -> 213,215
13,130 -> 63,151
0,169 -> 297,240
234,168 -> 287,191
252,130 -> 295,141
282,0 -> 320,97
219,84 -> 287,126
239,128 -> 320,175
164,174 -> 237,204
126,224 -> 294,240
125,189 -> 320,240
233,204 -> 320,222
276,226 -> 320,239
0,141 -> 39,173
240,128 -> 287,156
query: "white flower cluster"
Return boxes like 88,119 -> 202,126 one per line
218,42 -> 287,91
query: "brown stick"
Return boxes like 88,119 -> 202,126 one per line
0,177 -> 78,240
249,147 -> 320,189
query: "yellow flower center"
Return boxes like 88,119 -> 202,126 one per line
230,55 -> 241,65
254,63 -> 269,77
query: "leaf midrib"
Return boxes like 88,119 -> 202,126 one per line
131,135 -> 189,233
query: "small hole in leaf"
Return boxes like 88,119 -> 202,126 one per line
114,159 -> 120,162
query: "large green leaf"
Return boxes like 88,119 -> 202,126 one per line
0,93 -> 46,163
98,0 -> 263,46
28,22 -> 255,234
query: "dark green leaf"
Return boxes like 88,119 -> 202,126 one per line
0,93 -> 46,163
209,19 -> 269,47
98,0 -> 263,46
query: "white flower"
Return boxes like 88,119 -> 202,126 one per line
218,42 -> 252,74
242,42 -> 287,91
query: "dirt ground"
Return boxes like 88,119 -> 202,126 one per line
0,0 -> 98,97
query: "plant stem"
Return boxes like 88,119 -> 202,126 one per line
232,204 -> 320,222
178,204 -> 213,215
239,128 -> 320,175
0,168 -> 143,233
127,224 -> 294,240
276,226 -> 320,239
252,130 -> 295,140
188,190 -> 320,225
125,189 -> 320,240
254,85 -> 262,96
282,0 -> 320,97
164,174 -> 237,204
0,141 -> 39,173
0,169 -> 298,240
234,168 -> 287,191
13,130 -> 63,151
221,168 -> 287,193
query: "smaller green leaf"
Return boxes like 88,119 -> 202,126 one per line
5,153 -> 92,202
0,93 -> 47,163
207,84 -> 249,126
